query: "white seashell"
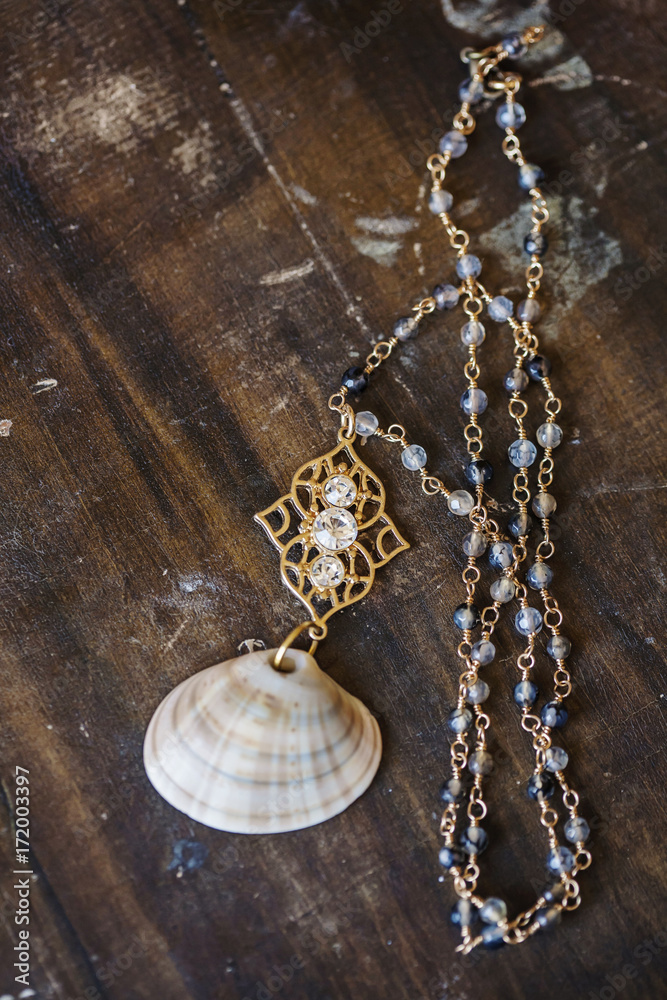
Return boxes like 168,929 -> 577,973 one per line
144,647 -> 381,833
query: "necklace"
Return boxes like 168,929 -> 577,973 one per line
143,24 -> 591,950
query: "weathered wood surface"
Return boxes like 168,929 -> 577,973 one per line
0,1 -> 665,998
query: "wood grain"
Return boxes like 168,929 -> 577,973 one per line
0,1 -> 665,998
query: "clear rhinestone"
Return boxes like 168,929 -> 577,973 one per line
323,474 -> 357,508
310,554 -> 345,589
313,507 -> 358,551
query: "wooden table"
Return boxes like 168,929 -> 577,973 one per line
1,1 -> 665,998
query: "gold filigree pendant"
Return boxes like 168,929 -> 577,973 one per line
255,428 -> 409,627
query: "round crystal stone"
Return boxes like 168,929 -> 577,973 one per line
313,507 -> 358,551
323,474 -> 357,508
310,554 -> 345,589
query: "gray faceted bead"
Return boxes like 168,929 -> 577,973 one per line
451,897 -> 477,927
514,680 -> 538,707
428,189 -> 454,214
547,635 -> 571,660
543,882 -> 567,905
453,603 -> 479,630
490,577 -> 515,603
433,283 -> 460,310
489,540 -> 514,569
458,78 -> 485,105
537,422 -> 563,448
481,924 -> 506,949
460,320 -> 485,346
468,750 -> 494,776
488,295 -> 514,322
527,561 -> 554,590
471,640 -> 495,665
466,680 -> 490,705
496,102 -> 526,129
546,846 -> 575,875
456,254 -> 482,279
448,707 -> 473,733
519,163 -> 545,191
515,606 -> 543,635
532,492 -> 557,517
439,130 -> 468,158
508,511 -> 533,538
504,367 -> 530,393
517,298 -> 541,323
480,897 -> 507,924
402,444 -> 427,471
394,315 -> 419,341
564,816 -> 590,843
440,777 -> 466,804
460,387 -> 488,415
536,906 -> 562,930
355,410 -> 378,437
463,531 -> 487,557
461,825 -> 488,854
508,439 -> 537,467
545,746 -> 569,772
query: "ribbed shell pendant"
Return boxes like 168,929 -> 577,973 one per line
143,647 -> 381,833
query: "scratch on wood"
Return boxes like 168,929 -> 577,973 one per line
32,378 -> 58,394
0,419 -> 12,436
260,259 -> 315,285
163,619 -> 188,652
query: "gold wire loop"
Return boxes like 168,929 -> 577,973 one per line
273,620 -> 325,672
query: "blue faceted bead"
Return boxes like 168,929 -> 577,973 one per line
480,897 -> 507,924
519,163 -> 545,191
536,906 -> 562,930
489,540 -> 514,570
546,846 -> 575,875
541,701 -> 568,728
468,750 -> 494,776
451,897 -> 477,926
502,32 -> 527,57
439,845 -> 466,869
508,511 -> 533,538
527,772 -> 555,801
545,746 -> 569,772
458,78 -> 485,105
428,189 -> 454,215
524,232 -> 548,256
460,387 -> 488,415
526,354 -> 552,380
433,283 -> 460,310
439,130 -> 468,159
481,924 -> 506,949
508,438 -> 537,467
456,254 -> 482,279
460,825 -> 488,855
488,295 -> 514,322
465,680 -> 490,705
547,635 -> 571,660
543,882 -> 567,905
471,640 -> 495,665
448,707 -> 473,733
515,606 -> 543,635
527,561 -> 554,590
465,459 -> 493,485
439,777 -> 466,803
564,816 -> 590,843
453,603 -> 480,630
496,102 -> 526,129
504,367 -> 529,393
514,680 -> 538,707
